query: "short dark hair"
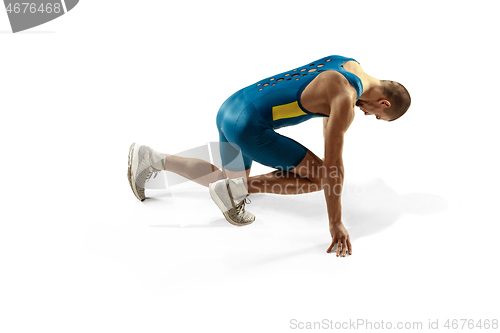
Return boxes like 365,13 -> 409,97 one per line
381,80 -> 411,121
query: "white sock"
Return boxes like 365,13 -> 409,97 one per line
150,150 -> 166,170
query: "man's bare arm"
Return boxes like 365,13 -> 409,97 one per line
323,93 -> 355,256
323,117 -> 328,140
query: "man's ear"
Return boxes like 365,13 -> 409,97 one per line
379,99 -> 391,108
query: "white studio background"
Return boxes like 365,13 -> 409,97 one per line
1,1 -> 499,332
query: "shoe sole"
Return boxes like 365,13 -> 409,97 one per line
127,142 -> 145,201
209,183 -> 253,227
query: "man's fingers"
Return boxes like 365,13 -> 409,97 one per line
326,241 -> 335,253
347,237 -> 352,255
327,230 -> 352,257
341,239 -> 348,257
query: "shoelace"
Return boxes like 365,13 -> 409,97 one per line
146,151 -> 161,183
144,150 -> 161,184
235,195 -> 251,215
144,168 -> 159,185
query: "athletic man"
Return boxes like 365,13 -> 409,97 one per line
127,55 -> 411,257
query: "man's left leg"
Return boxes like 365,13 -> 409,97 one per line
207,139 -> 255,226
247,150 -> 326,195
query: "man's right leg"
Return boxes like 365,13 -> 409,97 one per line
128,142 -> 226,201
155,153 -> 251,187
162,154 -> 224,187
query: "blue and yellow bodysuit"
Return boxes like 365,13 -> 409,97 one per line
216,55 -> 363,171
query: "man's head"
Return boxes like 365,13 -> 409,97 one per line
355,80 -> 411,121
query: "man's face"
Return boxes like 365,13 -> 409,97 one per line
356,100 -> 391,121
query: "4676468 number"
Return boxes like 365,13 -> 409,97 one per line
444,319 -> 498,330
6,3 -> 62,14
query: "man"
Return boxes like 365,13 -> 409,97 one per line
127,55 -> 411,257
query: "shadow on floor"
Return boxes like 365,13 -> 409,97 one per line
251,178 -> 448,240
147,178 -> 448,240
343,178 -> 448,240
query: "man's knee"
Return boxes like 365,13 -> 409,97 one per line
291,151 -> 324,182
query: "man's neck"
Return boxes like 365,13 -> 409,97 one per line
359,76 -> 382,100
343,61 -> 381,97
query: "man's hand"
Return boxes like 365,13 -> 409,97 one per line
327,222 -> 352,257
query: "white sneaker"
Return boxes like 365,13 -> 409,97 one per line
209,177 -> 255,226
127,143 -> 162,201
